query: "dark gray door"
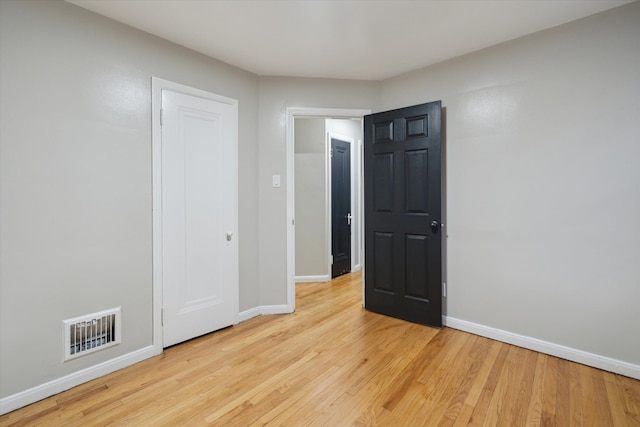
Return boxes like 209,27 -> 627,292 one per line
364,101 -> 442,327
331,138 -> 351,278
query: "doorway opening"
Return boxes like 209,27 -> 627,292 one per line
285,108 -> 371,312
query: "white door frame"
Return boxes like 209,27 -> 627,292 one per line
285,108 -> 370,313
151,77 -> 238,353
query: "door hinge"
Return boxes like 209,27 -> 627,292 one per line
443,282 -> 447,298
161,308 -> 164,326
160,108 -> 163,126
330,148 -> 333,158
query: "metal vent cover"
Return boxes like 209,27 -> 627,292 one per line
63,307 -> 121,361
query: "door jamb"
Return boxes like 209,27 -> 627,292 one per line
151,77 -> 239,354
286,108 -> 370,313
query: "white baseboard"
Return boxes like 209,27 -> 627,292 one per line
238,306 -> 263,322
238,304 -> 292,322
444,316 -> 640,380
295,275 -> 330,283
0,345 -> 159,415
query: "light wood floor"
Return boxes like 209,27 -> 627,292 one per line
1,272 -> 639,426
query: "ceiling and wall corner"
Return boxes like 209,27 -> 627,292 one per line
66,0 -> 634,80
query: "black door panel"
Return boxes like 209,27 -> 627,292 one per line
364,102 -> 442,327
331,138 -> 351,278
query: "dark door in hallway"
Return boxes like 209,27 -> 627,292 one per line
364,101 -> 443,327
331,138 -> 351,278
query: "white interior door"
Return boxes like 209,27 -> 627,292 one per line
161,89 -> 238,347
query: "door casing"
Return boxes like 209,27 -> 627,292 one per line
152,77 -> 239,352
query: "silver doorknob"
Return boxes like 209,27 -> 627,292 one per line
226,231 -> 233,241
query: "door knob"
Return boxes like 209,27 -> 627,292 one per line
430,221 -> 439,233
226,231 -> 233,241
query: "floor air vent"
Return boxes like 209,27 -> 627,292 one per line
63,307 -> 121,361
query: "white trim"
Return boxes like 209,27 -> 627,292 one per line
444,316 -> 640,380
286,111 -> 296,314
286,108 -> 371,315
151,77 -> 164,354
260,304 -> 291,315
348,133 -> 356,272
295,275 -> 331,283
238,307 -> 262,322
0,346 -> 157,415
238,305 -> 292,322
152,77 -> 239,352
359,138 -> 365,304
325,130 -> 332,281
354,138 -> 363,272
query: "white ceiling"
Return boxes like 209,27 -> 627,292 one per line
67,0 -> 634,80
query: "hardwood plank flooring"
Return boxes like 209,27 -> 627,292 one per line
1,271 -> 639,426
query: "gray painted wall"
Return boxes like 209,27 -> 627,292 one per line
295,118 -> 327,277
380,2 -> 640,365
0,0 -> 259,398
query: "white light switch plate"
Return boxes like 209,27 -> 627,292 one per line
272,174 -> 281,188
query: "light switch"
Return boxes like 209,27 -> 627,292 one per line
272,174 -> 281,188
